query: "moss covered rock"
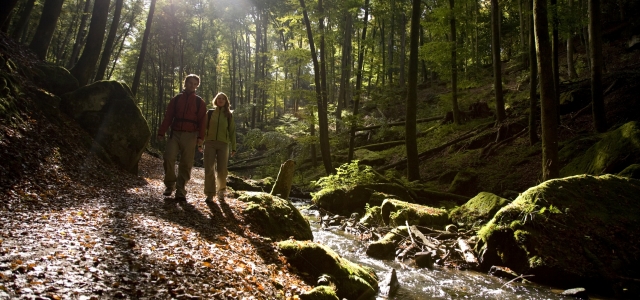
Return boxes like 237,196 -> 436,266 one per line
365,226 -> 409,259
31,62 -> 78,96
381,199 -> 448,228
238,192 -> 313,241
60,81 -> 150,174
359,205 -> 384,227
313,183 -> 417,216
278,240 -> 378,300
447,170 -> 479,197
449,192 -> 509,227
476,174 -> 640,293
354,148 -> 385,166
299,286 -> 339,300
560,121 -> 640,177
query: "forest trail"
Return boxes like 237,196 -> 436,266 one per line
0,153 -> 309,299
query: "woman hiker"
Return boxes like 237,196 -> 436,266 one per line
203,92 -> 237,202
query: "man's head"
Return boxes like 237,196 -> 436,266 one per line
183,74 -> 200,93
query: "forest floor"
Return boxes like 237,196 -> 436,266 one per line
0,152 -> 311,299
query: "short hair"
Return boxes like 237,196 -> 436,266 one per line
183,74 -> 200,87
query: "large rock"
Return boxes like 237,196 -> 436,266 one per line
278,240 -> 378,300
447,170 -> 479,197
313,183 -> 414,216
560,121 -> 640,177
31,62 -> 79,96
366,226 -> 409,259
60,81 -> 150,174
476,174 -> 640,295
449,192 -> 509,227
381,199 -> 448,228
238,192 -> 313,241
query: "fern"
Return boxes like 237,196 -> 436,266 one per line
313,160 -> 376,190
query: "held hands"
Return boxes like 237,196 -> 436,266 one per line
197,138 -> 204,153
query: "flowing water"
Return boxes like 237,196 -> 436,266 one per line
298,204 -> 573,300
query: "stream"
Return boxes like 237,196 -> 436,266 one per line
297,204 -> 573,300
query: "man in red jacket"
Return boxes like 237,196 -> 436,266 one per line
157,74 -> 207,201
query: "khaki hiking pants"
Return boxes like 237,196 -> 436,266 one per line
163,131 -> 198,197
203,140 -> 229,197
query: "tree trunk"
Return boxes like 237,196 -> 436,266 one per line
450,0 -> 461,125
589,0 -> 607,132
10,0 -> 36,42
337,12 -> 353,132
551,0 -> 560,119
399,13 -> 406,87
300,0 -> 332,175
519,0 -> 527,65
94,0 -> 123,81
348,0 -> 370,162
69,0 -> 110,86
131,0 -> 156,96
0,0 -> 20,29
534,0 -> 559,181
491,0 -> 506,122
29,0 -> 65,60
387,0 -> 395,85
67,0 -> 92,69
406,0 -> 421,181
270,160 -> 296,200
528,0 -> 539,145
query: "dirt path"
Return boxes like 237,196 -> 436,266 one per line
0,153 -> 309,299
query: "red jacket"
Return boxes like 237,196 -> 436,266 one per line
157,91 -> 207,140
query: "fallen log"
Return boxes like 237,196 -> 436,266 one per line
354,140 -> 405,151
355,116 -> 442,132
457,238 -> 478,266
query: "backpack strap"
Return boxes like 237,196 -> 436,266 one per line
206,109 -> 214,135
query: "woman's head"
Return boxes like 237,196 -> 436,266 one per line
213,92 -> 230,109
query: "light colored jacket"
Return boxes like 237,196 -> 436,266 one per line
204,108 -> 237,152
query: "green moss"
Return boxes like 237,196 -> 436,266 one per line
449,192 -> 509,227
300,286 -> 339,300
238,192 -> 313,241
381,199 -> 448,228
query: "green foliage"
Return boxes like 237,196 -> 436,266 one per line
312,161 -> 376,190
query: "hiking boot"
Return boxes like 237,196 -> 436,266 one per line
175,195 -> 186,202
163,187 -> 175,196
217,190 -> 225,200
205,196 -> 213,203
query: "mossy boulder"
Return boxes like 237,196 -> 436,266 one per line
299,286 -> 339,300
560,121 -> 640,177
278,240 -> 378,300
238,192 -> 313,241
476,174 -> 640,294
31,62 -> 79,96
380,199 -> 448,228
449,192 -> 510,227
359,205 -> 384,227
60,81 -> 150,174
365,226 -> 409,259
447,170 -> 479,197
227,174 -> 265,192
314,182 -> 422,217
618,164 -> 640,179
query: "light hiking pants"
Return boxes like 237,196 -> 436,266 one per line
163,131 -> 198,197
203,140 -> 229,197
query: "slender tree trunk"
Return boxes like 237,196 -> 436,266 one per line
406,0 -> 421,181
589,0 -> 607,132
70,0 -> 111,86
348,0 -> 370,162
534,0 -> 559,180
29,0 -> 65,60
491,0 -> 506,122
317,0 -> 333,174
519,0 -> 527,65
0,0 -> 20,28
387,0 -> 395,85
529,0 -> 539,145
10,0 -> 36,42
67,0 -> 92,69
450,0 -> 461,125
551,0 -> 560,118
399,13 -> 406,87
131,0 -> 156,95
94,0 -> 123,81
337,12 -> 353,132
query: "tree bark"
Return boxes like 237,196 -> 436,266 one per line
528,0 -> 539,145
348,0 -> 370,162
69,0 -> 111,86
589,0 -> 607,132
94,0 -> 123,81
0,0 -> 20,29
29,0 -> 65,60
491,0 -> 506,122
551,0 -> 560,119
534,0 -> 559,180
300,0 -> 332,175
270,160 -> 296,200
10,0 -> 36,42
406,0 -> 421,181
67,0 -> 92,69
450,0 -> 461,125
131,0 -> 156,96
566,0 -> 577,79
